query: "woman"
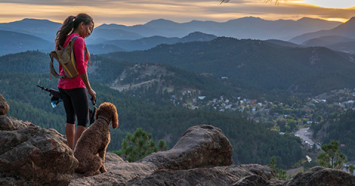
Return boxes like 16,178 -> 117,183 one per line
55,13 -> 96,150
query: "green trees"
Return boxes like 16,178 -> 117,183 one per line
115,128 -> 168,162
269,156 -> 287,179
317,141 -> 347,169
317,110 -> 355,161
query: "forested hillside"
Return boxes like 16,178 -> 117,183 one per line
311,110 -> 355,161
89,56 -> 242,103
104,37 -> 355,95
0,51 -> 242,104
0,51 -> 49,73
0,51 -> 305,169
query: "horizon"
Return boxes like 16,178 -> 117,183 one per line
0,1 -> 354,26
1,15 -> 351,28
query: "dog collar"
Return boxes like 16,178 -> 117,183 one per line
98,115 -> 110,124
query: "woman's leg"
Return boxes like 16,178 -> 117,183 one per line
60,88 -> 76,150
70,88 -> 89,148
65,123 -> 75,149
74,125 -> 86,147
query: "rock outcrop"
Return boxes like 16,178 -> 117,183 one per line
139,125 -> 233,170
70,125 -> 279,185
0,108 -> 78,185
285,166 -> 355,186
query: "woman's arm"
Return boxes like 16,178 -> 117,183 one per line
74,36 -> 96,101
80,72 -> 96,101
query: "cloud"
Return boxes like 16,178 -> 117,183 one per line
0,0 -> 353,25
0,0 -> 115,6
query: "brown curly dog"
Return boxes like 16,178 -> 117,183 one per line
0,93 -> 9,115
74,102 -> 119,176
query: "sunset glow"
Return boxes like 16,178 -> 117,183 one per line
0,0 -> 353,25
304,0 -> 355,9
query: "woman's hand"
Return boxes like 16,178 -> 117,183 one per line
88,88 -> 96,102
80,73 -> 96,101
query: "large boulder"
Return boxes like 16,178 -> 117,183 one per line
71,153 -> 277,186
0,93 -> 9,115
0,117 -> 78,186
285,166 -> 355,186
127,164 -> 275,186
71,125 -> 276,185
139,125 -> 233,169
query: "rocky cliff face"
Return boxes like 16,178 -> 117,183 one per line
1,93 -> 355,186
0,104 -> 78,185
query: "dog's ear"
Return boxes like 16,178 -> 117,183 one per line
95,102 -> 107,120
111,105 -> 119,129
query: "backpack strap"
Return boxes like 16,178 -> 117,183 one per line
71,36 -> 91,66
49,51 -> 65,79
69,36 -> 91,66
71,36 -> 78,44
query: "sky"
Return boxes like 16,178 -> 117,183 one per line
0,0 -> 354,26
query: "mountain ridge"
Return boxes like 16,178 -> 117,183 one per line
0,18 -> 61,42
290,17 -> 355,44
89,32 -> 217,54
0,17 -> 342,45
103,37 -> 355,95
0,30 -> 52,56
97,16 -> 341,40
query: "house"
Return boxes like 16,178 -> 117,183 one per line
198,96 -> 206,100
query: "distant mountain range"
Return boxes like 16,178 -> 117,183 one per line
291,17 -> 355,44
302,35 -> 353,46
0,17 -> 342,44
0,17 -> 353,56
0,18 -> 61,42
103,37 -> 355,95
301,36 -> 355,54
290,18 -> 355,54
93,17 -> 341,41
0,29 -> 217,55
0,30 -> 52,56
88,32 -> 217,54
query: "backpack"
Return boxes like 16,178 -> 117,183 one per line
49,36 -> 79,79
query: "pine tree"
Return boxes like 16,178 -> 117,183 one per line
317,140 -> 347,169
268,156 -> 287,179
115,128 -> 168,162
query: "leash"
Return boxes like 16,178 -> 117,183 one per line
89,98 -> 97,125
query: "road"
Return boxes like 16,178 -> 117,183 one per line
294,127 -> 321,149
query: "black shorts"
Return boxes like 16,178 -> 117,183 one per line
59,88 -> 88,127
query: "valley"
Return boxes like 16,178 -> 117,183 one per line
176,88 -> 355,134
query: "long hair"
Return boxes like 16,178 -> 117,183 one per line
55,13 -> 94,50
